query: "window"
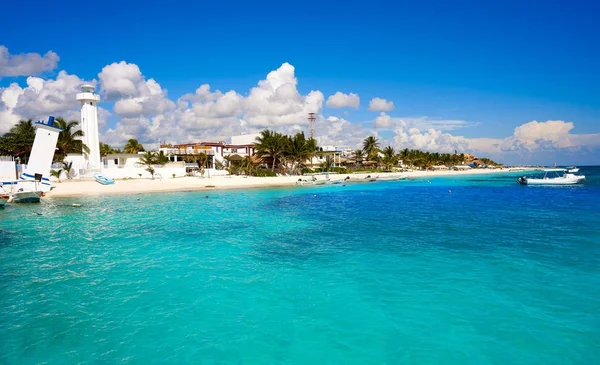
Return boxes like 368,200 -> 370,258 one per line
114,159 -> 118,165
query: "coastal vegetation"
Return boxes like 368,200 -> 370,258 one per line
53,118 -> 89,162
252,130 -> 501,174
0,119 -> 500,179
123,139 -> 145,154
0,118 -> 91,164
0,120 -> 36,163
100,142 -> 121,156
139,151 -> 170,179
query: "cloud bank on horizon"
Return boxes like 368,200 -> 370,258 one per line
1,46 -> 599,164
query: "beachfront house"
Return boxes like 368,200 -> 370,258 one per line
102,153 -> 143,169
159,134 -> 259,170
304,145 -> 345,168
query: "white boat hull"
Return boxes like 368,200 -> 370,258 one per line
11,190 -> 43,203
518,175 -> 585,185
376,176 -> 407,182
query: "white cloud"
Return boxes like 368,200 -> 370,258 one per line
326,91 -> 360,109
371,113 -> 476,132
0,71 -> 110,134
374,112 -> 393,129
1,56 -> 599,164
369,97 -> 394,112
0,46 -> 60,78
500,120 -> 600,152
98,61 -> 175,118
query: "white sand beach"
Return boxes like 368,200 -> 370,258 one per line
46,169 -> 525,198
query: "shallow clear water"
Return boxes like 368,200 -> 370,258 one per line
1,168 -> 600,364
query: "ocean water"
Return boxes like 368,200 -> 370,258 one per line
1,168 -> 600,364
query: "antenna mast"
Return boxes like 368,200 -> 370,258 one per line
308,113 -> 316,139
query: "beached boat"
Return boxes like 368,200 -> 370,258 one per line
94,172 -> 115,185
517,169 -> 585,186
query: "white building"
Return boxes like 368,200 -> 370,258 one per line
76,84 -> 101,170
99,153 -> 187,180
0,156 -> 16,183
159,134 -> 258,169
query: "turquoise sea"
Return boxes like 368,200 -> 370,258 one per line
1,168 -> 600,364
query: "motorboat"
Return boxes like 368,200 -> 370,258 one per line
0,184 -> 9,206
375,175 -> 407,182
566,166 -> 580,173
3,181 -> 45,203
516,169 -> 585,185
343,175 -> 377,183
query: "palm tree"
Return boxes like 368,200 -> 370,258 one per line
53,118 -> 89,162
100,142 -> 120,157
362,136 -> 380,161
255,130 -> 288,170
139,151 -> 157,166
0,120 -> 36,163
284,132 -> 317,174
62,161 -> 74,179
400,148 -> 410,167
50,169 -> 63,183
197,152 -> 208,169
146,166 -> 156,180
124,139 -> 144,154
352,149 -> 364,164
380,146 -> 398,171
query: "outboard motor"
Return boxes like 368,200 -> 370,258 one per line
517,176 -> 527,185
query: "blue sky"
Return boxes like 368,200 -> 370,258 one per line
1,0 -> 599,164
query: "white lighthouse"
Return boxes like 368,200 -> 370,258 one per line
76,84 -> 101,170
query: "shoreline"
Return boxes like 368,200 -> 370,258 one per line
45,169 -> 530,199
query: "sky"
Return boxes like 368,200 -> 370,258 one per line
1,0 -> 599,165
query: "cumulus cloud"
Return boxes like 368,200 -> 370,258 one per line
98,61 -> 175,118
500,120 -> 600,152
326,91 -> 360,109
0,46 -> 60,78
2,56 -> 599,165
102,62 -> 324,145
0,71 -> 110,134
369,97 -> 394,112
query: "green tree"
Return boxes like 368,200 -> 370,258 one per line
352,149 -> 364,164
146,166 -> 156,180
255,130 -> 288,170
53,118 -> 89,162
380,146 -> 398,171
0,120 -> 36,163
362,136 -> 380,161
284,132 -> 317,174
62,161 -> 74,179
124,139 -> 145,154
50,169 -> 63,183
100,142 -> 120,157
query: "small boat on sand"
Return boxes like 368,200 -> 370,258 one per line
94,173 -> 115,185
517,169 -> 585,186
